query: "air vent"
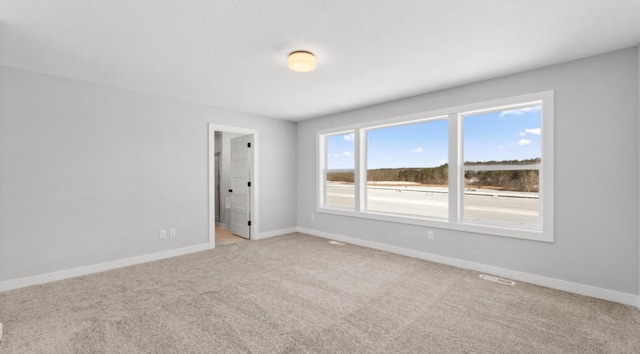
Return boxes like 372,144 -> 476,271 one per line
479,274 -> 515,286
328,240 -> 346,246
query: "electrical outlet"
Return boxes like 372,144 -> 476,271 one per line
310,213 -> 315,221
160,230 -> 167,239
169,228 -> 177,237
427,231 -> 434,240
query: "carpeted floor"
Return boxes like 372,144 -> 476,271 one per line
1,233 -> 639,353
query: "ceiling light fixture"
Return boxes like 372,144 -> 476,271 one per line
288,51 -> 316,72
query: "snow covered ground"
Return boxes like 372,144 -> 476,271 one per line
325,183 -> 538,225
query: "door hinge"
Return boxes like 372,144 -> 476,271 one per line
248,181 -> 251,187
248,221 -> 252,226
247,142 -> 251,148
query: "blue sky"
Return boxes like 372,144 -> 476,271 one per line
367,120 -> 448,169
463,106 -> 541,164
326,106 -> 541,170
326,133 -> 356,169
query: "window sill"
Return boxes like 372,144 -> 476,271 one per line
316,207 -> 553,243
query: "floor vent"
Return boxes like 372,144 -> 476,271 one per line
328,240 -> 346,246
479,274 -> 515,286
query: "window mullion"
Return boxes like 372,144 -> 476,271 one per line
464,164 -> 541,171
354,128 -> 366,212
448,113 -> 461,223
318,134 -> 326,210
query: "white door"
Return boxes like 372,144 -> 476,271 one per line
230,135 -> 253,239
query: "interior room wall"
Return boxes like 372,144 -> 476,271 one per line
297,47 -> 640,296
0,66 -> 297,283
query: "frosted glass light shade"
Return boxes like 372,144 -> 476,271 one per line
288,51 -> 316,72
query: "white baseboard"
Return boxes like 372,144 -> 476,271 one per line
2,227 -> 637,310
254,227 -> 298,240
0,243 -> 213,293
298,227 -> 639,308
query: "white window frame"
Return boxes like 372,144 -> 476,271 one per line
319,129 -> 356,210
316,91 -> 554,242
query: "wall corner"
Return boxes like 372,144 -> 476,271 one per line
637,44 -> 640,299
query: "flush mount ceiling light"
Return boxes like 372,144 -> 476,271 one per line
288,51 -> 316,72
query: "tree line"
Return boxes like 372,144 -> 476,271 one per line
327,158 -> 540,192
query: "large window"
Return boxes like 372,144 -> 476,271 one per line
462,104 -> 541,228
366,119 -> 449,219
317,91 -> 554,242
323,131 -> 355,209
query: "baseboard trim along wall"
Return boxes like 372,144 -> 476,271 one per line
254,227 -> 298,240
0,243 -> 213,293
297,227 -> 639,308
2,228 -> 638,310
0,227 -> 297,292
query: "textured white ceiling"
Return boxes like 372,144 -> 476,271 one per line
1,0 -> 640,121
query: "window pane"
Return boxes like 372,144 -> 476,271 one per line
325,132 -> 355,209
463,105 -> 541,166
462,105 -> 542,227
464,169 -> 539,226
366,120 -> 448,218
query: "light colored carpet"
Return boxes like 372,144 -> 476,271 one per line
1,233 -> 639,353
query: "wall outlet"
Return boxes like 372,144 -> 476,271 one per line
427,231 -> 434,240
160,230 -> 167,239
169,228 -> 177,237
310,213 -> 315,221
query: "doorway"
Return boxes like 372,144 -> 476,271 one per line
208,123 -> 259,248
214,224 -> 248,246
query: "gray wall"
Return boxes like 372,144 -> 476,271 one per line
297,47 -> 639,295
0,67 -> 297,282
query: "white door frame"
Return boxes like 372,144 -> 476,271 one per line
208,123 -> 259,248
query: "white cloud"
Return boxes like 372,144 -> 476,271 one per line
343,133 -> 355,141
500,106 -> 541,117
332,151 -> 353,158
411,147 -> 423,153
340,151 -> 352,157
517,139 -> 532,146
519,127 -> 541,137
497,145 -> 504,149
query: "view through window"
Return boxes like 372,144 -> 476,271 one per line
366,119 -> 448,218
462,105 -> 541,227
318,92 -> 553,241
324,132 -> 355,209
